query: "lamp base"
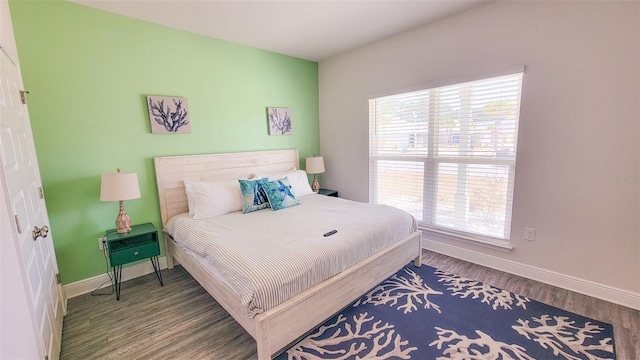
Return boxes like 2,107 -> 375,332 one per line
312,175 -> 320,193
115,200 -> 132,233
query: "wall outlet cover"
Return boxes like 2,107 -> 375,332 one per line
524,227 -> 536,241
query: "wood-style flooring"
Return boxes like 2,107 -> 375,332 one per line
60,250 -> 639,359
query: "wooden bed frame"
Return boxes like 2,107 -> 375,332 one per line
154,149 -> 422,359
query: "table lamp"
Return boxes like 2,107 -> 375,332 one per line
100,168 -> 141,233
306,156 -> 325,193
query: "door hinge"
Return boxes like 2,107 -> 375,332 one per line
14,215 -> 22,234
55,273 -> 61,284
19,90 -> 29,104
38,186 -> 44,199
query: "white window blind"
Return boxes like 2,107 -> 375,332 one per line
369,72 -> 523,241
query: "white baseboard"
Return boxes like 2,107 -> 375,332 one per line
65,246 -> 640,311
423,239 -> 640,311
64,257 -> 168,299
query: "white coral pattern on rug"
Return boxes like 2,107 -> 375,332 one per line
353,268 -> 444,314
429,327 -> 536,360
286,312 -> 416,360
436,270 -> 530,310
512,315 -> 615,360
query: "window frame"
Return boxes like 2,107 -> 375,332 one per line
369,70 -> 524,246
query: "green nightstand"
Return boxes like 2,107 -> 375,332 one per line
105,222 -> 163,300
318,188 -> 338,197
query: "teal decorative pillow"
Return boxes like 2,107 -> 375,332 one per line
239,178 -> 270,213
263,177 -> 299,211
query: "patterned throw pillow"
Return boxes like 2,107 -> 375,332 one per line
262,177 -> 299,211
239,178 -> 270,214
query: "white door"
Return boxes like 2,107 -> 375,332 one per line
0,47 -> 64,360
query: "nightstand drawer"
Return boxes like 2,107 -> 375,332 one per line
109,241 -> 159,267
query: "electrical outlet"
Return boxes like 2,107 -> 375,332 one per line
524,227 -> 535,241
98,237 -> 106,250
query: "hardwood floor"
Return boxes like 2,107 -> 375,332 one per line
60,250 -> 639,359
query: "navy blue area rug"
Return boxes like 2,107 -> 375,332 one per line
276,264 -> 615,360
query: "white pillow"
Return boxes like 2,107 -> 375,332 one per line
260,169 -> 314,197
183,180 -> 242,219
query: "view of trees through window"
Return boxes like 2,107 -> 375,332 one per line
369,72 -> 523,240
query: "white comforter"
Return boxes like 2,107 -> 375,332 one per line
164,194 -> 417,316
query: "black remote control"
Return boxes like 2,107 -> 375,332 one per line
323,230 -> 337,237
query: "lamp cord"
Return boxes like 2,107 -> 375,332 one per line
90,230 -> 118,296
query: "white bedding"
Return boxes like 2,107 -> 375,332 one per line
164,194 -> 417,316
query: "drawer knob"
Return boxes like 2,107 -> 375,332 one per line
133,251 -> 139,256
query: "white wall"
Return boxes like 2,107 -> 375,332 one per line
0,1 -> 43,358
319,1 -> 639,302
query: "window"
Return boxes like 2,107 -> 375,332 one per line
369,72 -> 523,242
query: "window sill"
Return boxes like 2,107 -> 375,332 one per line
419,226 -> 514,253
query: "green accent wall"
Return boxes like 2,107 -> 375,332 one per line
9,1 -> 319,284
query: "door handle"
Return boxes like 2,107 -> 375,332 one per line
32,225 -> 49,241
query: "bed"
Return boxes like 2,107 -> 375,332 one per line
154,149 -> 422,359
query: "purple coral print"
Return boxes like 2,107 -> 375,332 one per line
147,95 -> 191,133
267,107 -> 292,135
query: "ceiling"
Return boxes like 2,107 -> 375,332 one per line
70,0 -> 490,62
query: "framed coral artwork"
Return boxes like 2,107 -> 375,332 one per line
147,95 -> 191,133
267,107 -> 292,135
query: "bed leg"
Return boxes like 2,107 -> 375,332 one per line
256,315 -> 272,360
166,254 -> 175,269
414,234 -> 423,267
256,345 -> 271,360
163,234 -> 175,269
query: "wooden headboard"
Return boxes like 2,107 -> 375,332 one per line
154,149 -> 300,226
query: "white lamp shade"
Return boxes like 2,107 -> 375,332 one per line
306,156 -> 325,174
100,172 -> 141,201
